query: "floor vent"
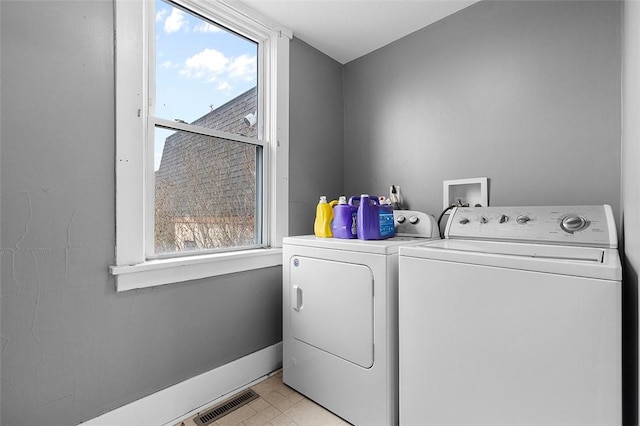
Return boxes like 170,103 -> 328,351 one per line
194,389 -> 260,426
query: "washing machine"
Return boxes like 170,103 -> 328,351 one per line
399,205 -> 622,425
283,211 -> 439,426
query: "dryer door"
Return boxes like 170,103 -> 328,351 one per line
289,256 -> 374,368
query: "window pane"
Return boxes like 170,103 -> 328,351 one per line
155,0 -> 258,137
154,127 -> 261,255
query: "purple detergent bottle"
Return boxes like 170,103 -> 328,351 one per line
357,194 -> 382,240
332,196 -> 358,239
357,194 -> 396,240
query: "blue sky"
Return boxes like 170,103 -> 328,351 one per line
154,0 -> 258,169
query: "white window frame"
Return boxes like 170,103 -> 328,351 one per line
111,0 -> 290,292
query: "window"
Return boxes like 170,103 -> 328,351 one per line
111,0 -> 290,291
152,2 -> 261,256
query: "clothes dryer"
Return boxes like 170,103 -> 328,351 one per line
399,205 -> 622,425
283,211 -> 439,426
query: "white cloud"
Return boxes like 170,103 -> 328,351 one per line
177,48 -> 257,99
164,8 -> 187,34
228,54 -> 257,82
180,48 -> 229,80
156,8 -> 168,23
194,22 -> 222,33
159,60 -> 178,70
217,81 -> 233,93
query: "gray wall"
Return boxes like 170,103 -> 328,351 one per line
344,0 -> 621,220
0,0 -> 628,424
289,38 -> 344,236
623,2 -> 640,424
0,1 -> 288,424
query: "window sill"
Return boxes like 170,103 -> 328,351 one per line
110,248 -> 283,292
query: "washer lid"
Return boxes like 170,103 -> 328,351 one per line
400,239 -> 621,281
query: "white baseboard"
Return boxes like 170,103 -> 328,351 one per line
80,342 -> 283,426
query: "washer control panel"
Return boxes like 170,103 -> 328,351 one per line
445,205 -> 617,248
394,210 -> 440,238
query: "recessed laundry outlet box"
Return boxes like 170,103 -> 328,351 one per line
443,177 -> 488,209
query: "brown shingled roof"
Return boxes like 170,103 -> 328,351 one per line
154,87 -> 260,252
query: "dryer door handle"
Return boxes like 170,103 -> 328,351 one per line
293,285 -> 303,311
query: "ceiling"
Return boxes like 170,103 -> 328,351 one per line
238,0 -> 480,64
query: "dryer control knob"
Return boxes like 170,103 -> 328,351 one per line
560,214 -> 589,233
480,216 -> 488,224
459,218 -> 470,225
499,214 -> 509,223
516,215 -> 531,224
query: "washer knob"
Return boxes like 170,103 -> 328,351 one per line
396,215 -> 406,224
516,215 -> 531,224
560,214 -> 588,233
499,214 -> 508,223
480,216 -> 488,224
459,218 -> 470,225
409,216 -> 419,225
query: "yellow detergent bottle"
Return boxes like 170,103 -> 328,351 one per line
314,196 -> 338,237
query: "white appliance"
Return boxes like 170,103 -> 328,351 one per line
283,210 -> 439,426
398,205 -> 622,426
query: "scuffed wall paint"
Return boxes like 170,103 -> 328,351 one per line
1,186 -> 114,422
0,2 -> 283,425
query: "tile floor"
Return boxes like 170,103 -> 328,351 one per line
175,370 -> 351,426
